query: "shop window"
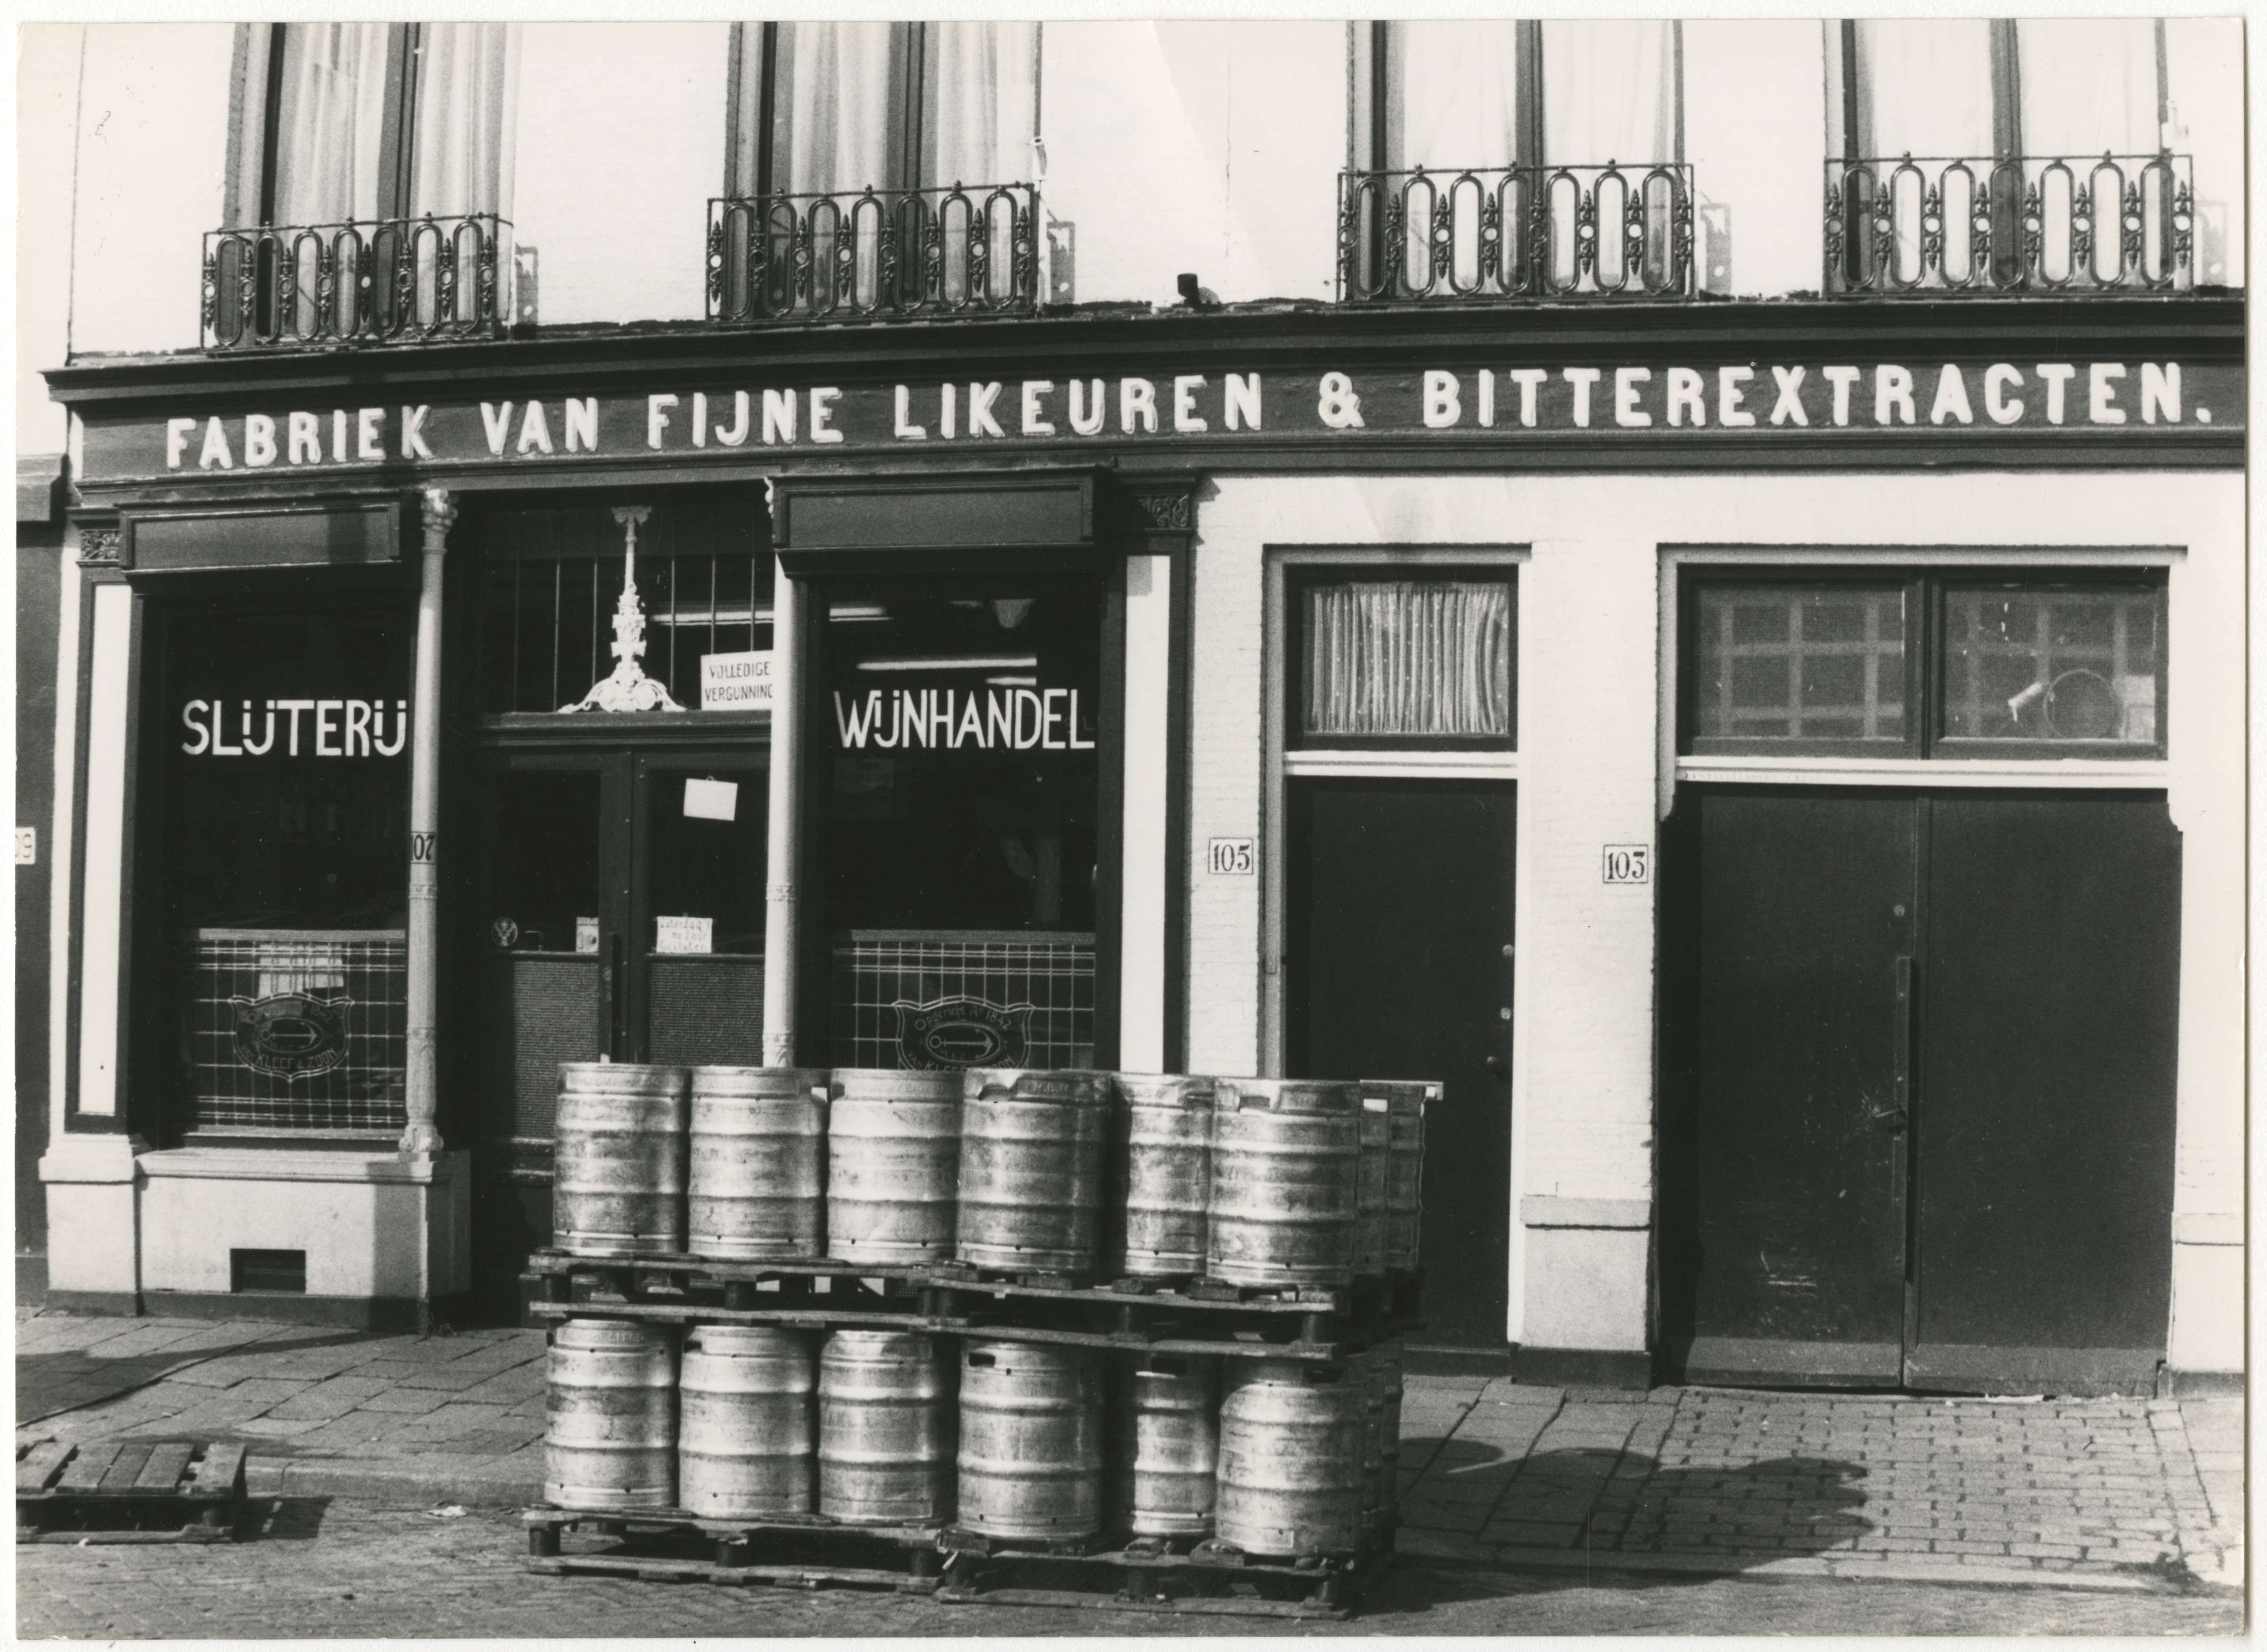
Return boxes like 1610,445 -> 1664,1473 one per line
1343,22 -> 1691,300
157,595 -> 415,1138
1292,574 -> 1515,749
1682,572 -> 2166,759
212,24 -> 514,346
473,501 -> 771,717
714,23 -> 1040,321
820,580 -> 1099,1070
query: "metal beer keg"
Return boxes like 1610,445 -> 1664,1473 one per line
553,1063 -> 691,1258
1207,1079 -> 1362,1288
687,1067 -> 832,1261
825,1071 -> 963,1265
1215,1359 -> 1368,1557
955,1068 -> 1113,1274
678,1324 -> 817,1519
1354,1091 -> 1391,1276
1111,1352 -> 1219,1537
544,1319 -> 677,1512
816,1330 -> 952,1526
1112,1074 -> 1215,1279
955,1342 -> 1106,1541
1367,1080 -> 1438,1272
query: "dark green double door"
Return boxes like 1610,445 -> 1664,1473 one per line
1663,787 -> 2180,1394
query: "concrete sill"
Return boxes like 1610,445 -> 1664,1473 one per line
136,1147 -> 458,1186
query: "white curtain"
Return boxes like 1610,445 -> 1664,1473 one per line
925,23 -> 1036,187
271,23 -> 395,227
410,24 -> 513,218
773,22 -> 903,195
1540,21 -> 1677,167
1386,22 -> 1523,172
1305,582 -> 1512,740
926,23 -> 1036,304
2017,19 -> 2160,154
409,25 -> 513,325
1854,20 -> 1996,157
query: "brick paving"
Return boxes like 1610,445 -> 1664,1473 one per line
1396,1379 -> 2245,1592
12,1503 -> 2244,1639
14,1307 -> 2246,1604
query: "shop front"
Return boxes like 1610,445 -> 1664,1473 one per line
42,300 -> 2244,1388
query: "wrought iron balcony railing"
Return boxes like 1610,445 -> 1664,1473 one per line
707,182 -> 1040,324
203,213 -> 512,351
1825,153 -> 2192,296
1339,163 -> 1696,303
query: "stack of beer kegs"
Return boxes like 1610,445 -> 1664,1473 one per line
538,1060 -> 1425,1561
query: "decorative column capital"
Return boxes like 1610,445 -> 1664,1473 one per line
419,488 -> 457,551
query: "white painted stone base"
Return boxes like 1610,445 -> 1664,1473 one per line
38,1133 -> 147,1296
1520,1197 -> 1650,1352
135,1148 -> 472,1303
2167,1218 -> 2244,1375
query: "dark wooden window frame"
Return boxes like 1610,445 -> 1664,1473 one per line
725,22 -> 960,198
1679,566 -> 2169,761
1284,564 -> 1520,753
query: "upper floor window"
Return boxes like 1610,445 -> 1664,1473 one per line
1342,22 -> 1692,302
228,24 -> 513,229
711,23 -> 1041,322
210,25 -> 515,349
1825,20 -> 2192,293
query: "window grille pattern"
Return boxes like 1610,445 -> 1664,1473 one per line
1692,587 -> 1907,745
1943,588 -> 2161,744
188,930 -> 407,1133
830,933 -> 1093,1071
1303,580 -> 1513,740
474,506 -> 770,715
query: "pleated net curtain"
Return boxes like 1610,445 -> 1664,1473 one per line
1302,580 -> 1514,741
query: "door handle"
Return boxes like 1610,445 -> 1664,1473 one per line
1485,1055 -> 1508,1084
1882,953 -> 1913,1133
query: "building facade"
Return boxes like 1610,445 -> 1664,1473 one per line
22,19 -> 2245,1391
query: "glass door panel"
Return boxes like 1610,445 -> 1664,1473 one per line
635,756 -> 769,1066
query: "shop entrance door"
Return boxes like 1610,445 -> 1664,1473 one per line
1662,786 -> 2180,1393
1285,779 -> 1516,1349
464,745 -> 768,1306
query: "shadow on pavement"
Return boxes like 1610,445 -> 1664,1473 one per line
1397,1443 -> 1873,1594
242,1496 -> 334,1542
17,1329 -> 392,1429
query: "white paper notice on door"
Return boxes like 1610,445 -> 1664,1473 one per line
655,915 -> 713,954
683,778 -> 738,822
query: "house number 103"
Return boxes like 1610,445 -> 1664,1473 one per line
1601,844 -> 1651,884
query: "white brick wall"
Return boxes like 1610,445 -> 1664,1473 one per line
1191,469 -> 2242,1358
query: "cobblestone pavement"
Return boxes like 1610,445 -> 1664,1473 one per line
13,1503 -> 2244,1639
18,1312 -> 547,1501
1400,1379 -> 2246,1592
16,1308 -> 2247,1611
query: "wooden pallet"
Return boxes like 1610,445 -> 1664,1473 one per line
936,1534 -> 1390,1621
521,1504 -> 944,1594
523,1252 -> 1419,1362
17,1441 -> 246,1544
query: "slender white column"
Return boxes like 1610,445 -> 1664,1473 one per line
401,488 -> 453,1158
1118,554 -> 1172,1072
761,556 -> 806,1066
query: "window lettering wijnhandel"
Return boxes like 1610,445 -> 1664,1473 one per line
134,360 -> 2224,475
